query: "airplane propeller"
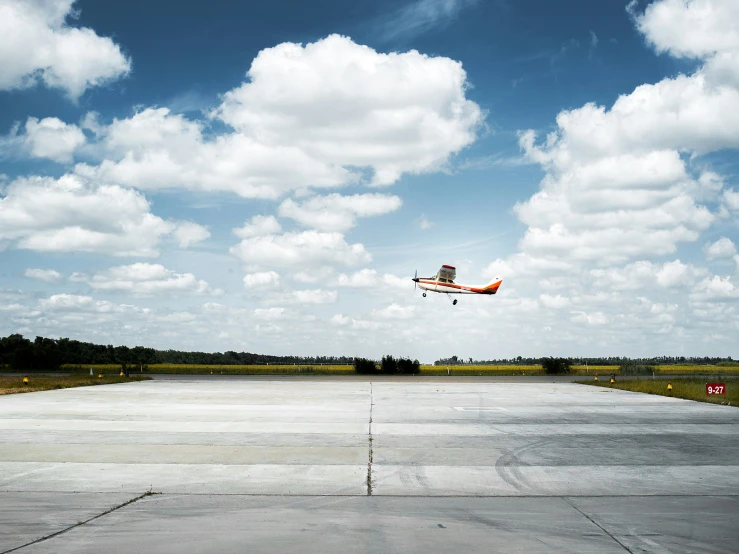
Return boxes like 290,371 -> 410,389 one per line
414,269 -> 417,292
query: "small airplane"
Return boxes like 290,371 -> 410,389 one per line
412,264 -> 502,305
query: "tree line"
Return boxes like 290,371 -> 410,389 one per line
0,334 -> 354,371
434,354 -> 735,366
2,334 -> 735,372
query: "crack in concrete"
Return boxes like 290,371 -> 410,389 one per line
565,498 -> 634,553
367,382 -> 373,496
0,491 -> 159,554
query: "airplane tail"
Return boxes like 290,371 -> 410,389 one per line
483,277 -> 502,294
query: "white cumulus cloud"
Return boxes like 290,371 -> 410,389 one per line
172,221 -> 210,248
278,193 -> 402,232
336,269 -> 378,287
0,0 -> 131,99
230,230 -> 371,269
72,35 -> 481,199
81,263 -> 221,297
38,294 -> 148,314
254,307 -> 286,320
373,303 -> 416,319
23,117 -> 85,162
234,215 -> 282,239
491,0 -> 739,279
0,174 -> 203,257
79,108 -> 349,199
24,268 -> 62,282
243,271 -> 281,289
704,237 -> 737,260
292,289 -> 338,304
213,34 -> 482,187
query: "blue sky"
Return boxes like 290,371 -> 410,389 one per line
1,0 -> 738,360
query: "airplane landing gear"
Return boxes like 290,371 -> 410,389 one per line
453,299 -> 458,305
422,292 -> 427,297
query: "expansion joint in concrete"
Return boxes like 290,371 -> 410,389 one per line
0,491 -> 160,554
565,498 -> 634,553
367,382 -> 373,496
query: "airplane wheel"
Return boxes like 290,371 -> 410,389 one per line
453,299 -> 458,305
422,293 -> 426,297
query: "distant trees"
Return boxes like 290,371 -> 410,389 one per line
434,355 -> 736,366
354,358 -> 376,374
3,332 -> 735,373
0,335 -> 61,371
541,357 -> 572,375
354,355 -> 420,375
0,333 -> 354,371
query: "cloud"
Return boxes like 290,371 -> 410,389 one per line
492,0 -> 739,277
278,193 -> 402,232
292,267 -> 334,284
484,253 -> 573,279
382,273 -> 412,291
172,221 -> 210,248
589,260 -> 708,291
0,0 -> 131,99
373,303 -> 416,319
417,214 -> 434,230
22,117 -> 85,162
632,0 -> 739,60
230,230 -> 371,269
234,215 -> 282,238
330,314 -> 350,325
655,259 -> 709,287
243,271 -> 281,289
691,275 -> 739,302
80,108 -> 350,199
589,30 -> 599,48
254,307 -> 286,320
24,268 -> 62,282
38,294 -> 148,314
213,34 -> 482,187
570,311 -> 608,325
71,34 -> 482,199
292,289 -> 338,304
336,269 -> 378,287
704,237 -> 737,260
539,294 -> 570,309
0,174 -> 202,257
375,0 -> 480,41
81,263 -> 221,297
723,188 -> 739,211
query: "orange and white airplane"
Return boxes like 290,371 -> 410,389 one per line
412,264 -> 503,305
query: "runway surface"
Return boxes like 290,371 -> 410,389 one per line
1,378 -> 738,553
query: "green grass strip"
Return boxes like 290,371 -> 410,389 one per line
576,377 -> 738,406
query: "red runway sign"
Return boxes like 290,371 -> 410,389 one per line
706,383 -> 726,395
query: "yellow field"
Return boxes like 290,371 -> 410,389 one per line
653,365 -> 739,374
55,363 -> 739,376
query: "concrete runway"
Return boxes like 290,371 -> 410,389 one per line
1,378 -> 738,553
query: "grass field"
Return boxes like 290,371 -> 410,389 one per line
0,374 -> 152,395
577,378 -> 738,406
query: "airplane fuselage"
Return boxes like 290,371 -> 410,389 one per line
414,279 -> 499,295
